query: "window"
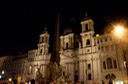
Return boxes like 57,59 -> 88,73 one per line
101,39 -> 103,43
98,47 -> 100,50
105,38 -> 107,42
66,43 -> 68,48
85,24 -> 88,31
88,64 -> 91,70
40,49 -> 42,54
88,73 -> 91,80
87,49 -> 90,52
86,39 -> 90,45
97,40 -> 99,44
113,60 -> 117,68
107,58 -> 113,69
75,42 -> 79,48
103,61 -> 106,69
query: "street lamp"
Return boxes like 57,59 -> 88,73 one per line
2,70 -> 5,80
2,70 -> 5,75
112,24 -> 128,81
113,25 -> 127,66
113,25 -> 124,38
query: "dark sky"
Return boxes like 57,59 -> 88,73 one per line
0,0 -> 128,55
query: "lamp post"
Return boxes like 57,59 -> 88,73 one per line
2,70 -> 5,80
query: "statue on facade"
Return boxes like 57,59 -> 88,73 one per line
35,68 -> 43,84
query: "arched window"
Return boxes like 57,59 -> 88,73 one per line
40,49 -> 42,54
66,43 -> 68,48
86,39 -> 90,45
85,24 -> 88,31
107,58 -> 113,69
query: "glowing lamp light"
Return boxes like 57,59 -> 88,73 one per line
113,25 -> 124,38
114,25 -> 124,34
2,70 -> 5,74
9,78 -> 12,81
115,81 -> 124,84
96,34 -> 99,37
0,75 -> 2,79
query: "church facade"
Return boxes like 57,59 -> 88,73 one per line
0,15 -> 128,84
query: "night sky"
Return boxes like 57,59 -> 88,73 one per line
0,0 -> 128,55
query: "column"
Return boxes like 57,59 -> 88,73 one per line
98,58 -> 102,82
72,36 -> 74,48
71,37 -> 73,48
69,63 -> 70,79
68,36 -> 70,48
84,61 -> 86,82
83,36 -> 86,47
91,58 -> 94,84
82,61 -> 84,80
70,63 -> 73,80
82,36 -> 84,48
66,63 -> 68,75
79,61 -> 82,81
42,65 -> 44,77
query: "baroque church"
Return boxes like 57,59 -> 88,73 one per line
59,15 -> 128,84
0,14 -> 128,84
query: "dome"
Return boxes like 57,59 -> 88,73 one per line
63,27 -> 73,35
82,13 -> 91,21
42,27 -> 48,34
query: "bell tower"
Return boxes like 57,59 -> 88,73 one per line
37,27 -> 50,55
80,14 -> 95,48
